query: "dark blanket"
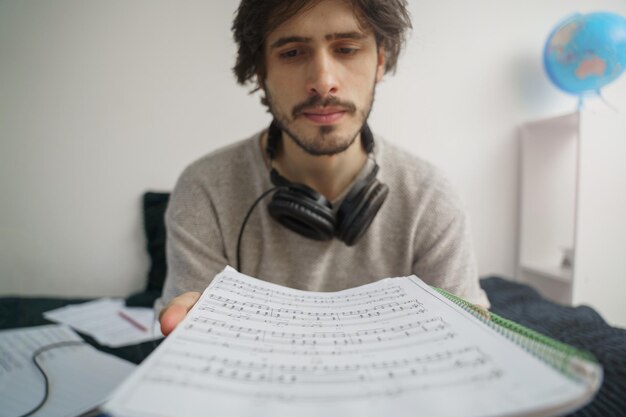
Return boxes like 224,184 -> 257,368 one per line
0,297 -> 161,364
482,277 -> 626,417
1,277 -> 624,416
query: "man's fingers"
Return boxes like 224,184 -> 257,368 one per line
159,292 -> 201,336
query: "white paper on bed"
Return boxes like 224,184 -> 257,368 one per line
0,324 -> 135,417
44,298 -> 163,347
104,266 -> 600,417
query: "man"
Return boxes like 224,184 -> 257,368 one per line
158,0 -> 489,335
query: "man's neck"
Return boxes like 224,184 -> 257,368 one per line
263,131 -> 368,202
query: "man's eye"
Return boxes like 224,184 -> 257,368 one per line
336,47 -> 358,55
280,49 -> 301,59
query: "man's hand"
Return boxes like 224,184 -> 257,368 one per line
159,292 -> 201,336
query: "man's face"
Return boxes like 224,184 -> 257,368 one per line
262,0 -> 385,156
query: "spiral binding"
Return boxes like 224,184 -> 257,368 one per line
433,287 -> 600,384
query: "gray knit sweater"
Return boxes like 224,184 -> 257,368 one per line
157,132 -> 489,311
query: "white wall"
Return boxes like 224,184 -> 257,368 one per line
1,1 -> 625,297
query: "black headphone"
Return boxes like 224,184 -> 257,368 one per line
265,120 -> 389,246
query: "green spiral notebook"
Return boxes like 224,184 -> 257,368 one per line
434,287 -> 603,404
105,267 -> 602,417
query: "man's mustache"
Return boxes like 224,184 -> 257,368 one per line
292,96 -> 357,118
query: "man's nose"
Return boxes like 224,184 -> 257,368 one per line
306,51 -> 339,97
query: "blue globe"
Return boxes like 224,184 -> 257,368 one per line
544,12 -> 626,95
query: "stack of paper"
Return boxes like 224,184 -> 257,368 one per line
104,266 -> 601,417
44,298 -> 163,348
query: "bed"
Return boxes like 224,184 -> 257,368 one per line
1,192 -> 624,416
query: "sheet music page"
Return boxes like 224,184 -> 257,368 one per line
105,266 -> 589,417
0,324 -> 135,417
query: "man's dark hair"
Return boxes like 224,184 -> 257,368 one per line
232,0 -> 411,88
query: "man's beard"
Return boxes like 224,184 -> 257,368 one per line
265,83 -> 376,157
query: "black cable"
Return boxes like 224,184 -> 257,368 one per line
236,186 -> 281,272
17,340 -> 87,417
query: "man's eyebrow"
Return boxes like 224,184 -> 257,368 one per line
269,32 -> 367,49
269,36 -> 312,49
325,31 -> 367,41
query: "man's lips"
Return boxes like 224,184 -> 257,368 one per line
302,107 -> 347,124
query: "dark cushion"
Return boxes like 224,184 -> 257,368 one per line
126,191 -> 170,307
143,192 -> 170,292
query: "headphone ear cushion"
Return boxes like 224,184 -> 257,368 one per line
336,180 -> 389,246
268,187 -> 336,241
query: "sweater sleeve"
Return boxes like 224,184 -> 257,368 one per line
411,175 -> 490,308
155,165 -> 229,313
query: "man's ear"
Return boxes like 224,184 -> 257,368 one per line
256,73 -> 266,91
376,46 -> 385,82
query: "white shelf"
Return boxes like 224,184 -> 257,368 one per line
517,109 -> 626,328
